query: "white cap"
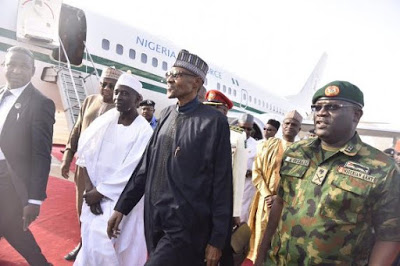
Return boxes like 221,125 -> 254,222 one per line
116,73 -> 143,94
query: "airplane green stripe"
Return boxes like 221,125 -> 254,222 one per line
0,28 -> 263,114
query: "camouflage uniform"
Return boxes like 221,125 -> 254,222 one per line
267,133 -> 400,265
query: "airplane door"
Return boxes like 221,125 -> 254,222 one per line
240,89 -> 248,109
16,0 -> 62,48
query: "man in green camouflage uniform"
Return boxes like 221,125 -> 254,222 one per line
255,81 -> 400,265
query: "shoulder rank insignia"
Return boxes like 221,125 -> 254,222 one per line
312,167 -> 328,185
337,166 -> 376,184
285,156 -> 310,167
344,145 -> 354,153
230,125 -> 244,133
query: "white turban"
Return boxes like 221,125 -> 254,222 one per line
116,73 -> 143,94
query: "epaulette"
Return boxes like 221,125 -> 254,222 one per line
230,125 -> 244,133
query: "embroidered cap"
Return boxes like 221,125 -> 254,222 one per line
284,110 -> 303,124
100,66 -> 123,82
267,119 -> 280,131
173,49 -> 209,82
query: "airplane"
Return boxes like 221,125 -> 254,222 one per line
0,0 -> 397,145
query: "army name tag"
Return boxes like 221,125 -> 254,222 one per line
285,156 -> 310,166
338,166 -> 376,184
312,167 -> 328,185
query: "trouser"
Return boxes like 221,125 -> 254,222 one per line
0,160 -> 49,266
75,166 -> 86,218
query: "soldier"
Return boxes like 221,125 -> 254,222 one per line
204,89 -> 247,265
139,99 -> 157,130
394,140 -> 400,165
256,81 -> 400,265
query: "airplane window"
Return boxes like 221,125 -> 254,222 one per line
258,99 -> 261,105
162,61 -> 168,71
254,97 -> 257,103
228,87 -> 232,95
232,78 -> 235,85
236,80 -> 239,86
102,39 -> 110,50
223,85 -> 226,93
243,93 -> 247,100
217,83 -> 220,90
152,57 -> 158,67
233,89 -> 237,97
249,95 -> 252,102
141,53 -> 147,63
129,49 -> 136,59
263,101 -> 265,107
116,44 -> 123,55
266,103 -> 268,108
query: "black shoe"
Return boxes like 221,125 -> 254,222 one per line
64,243 -> 81,261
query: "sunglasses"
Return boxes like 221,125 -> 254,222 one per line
311,103 -> 356,112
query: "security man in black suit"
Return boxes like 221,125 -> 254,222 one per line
0,46 -> 55,265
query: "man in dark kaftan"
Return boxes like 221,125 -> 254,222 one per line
108,49 -> 233,266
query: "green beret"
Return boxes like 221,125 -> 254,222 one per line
312,80 -> 364,107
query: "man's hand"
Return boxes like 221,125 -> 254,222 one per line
90,202 -> 103,215
265,195 -> 277,209
204,244 -> 222,266
60,160 -> 70,179
107,211 -> 124,239
233,217 -> 241,228
22,204 -> 40,231
83,187 -> 103,205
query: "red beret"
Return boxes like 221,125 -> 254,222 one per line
204,90 -> 233,110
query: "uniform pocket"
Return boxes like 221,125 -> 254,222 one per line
320,174 -> 372,224
279,161 -> 309,206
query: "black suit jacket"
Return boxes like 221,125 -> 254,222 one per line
0,83 -> 55,206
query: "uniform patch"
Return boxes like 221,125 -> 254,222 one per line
338,166 -> 376,184
285,156 -> 310,166
344,161 -> 370,174
312,167 -> 328,185
230,125 -> 244,134
325,85 -> 340,97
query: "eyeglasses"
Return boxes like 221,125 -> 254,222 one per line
165,71 -> 198,79
311,103 -> 356,112
100,82 -> 115,89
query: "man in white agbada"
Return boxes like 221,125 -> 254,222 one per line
74,73 -> 153,266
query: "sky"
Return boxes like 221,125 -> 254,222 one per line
66,0 -> 400,124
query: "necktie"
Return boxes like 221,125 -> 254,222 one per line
0,89 -> 12,109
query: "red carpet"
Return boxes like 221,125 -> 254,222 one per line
0,177 -> 80,265
52,145 -> 77,173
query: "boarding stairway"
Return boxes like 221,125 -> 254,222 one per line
56,39 -> 100,130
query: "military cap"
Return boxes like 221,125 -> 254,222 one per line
203,90 -> 233,109
267,119 -> 280,130
312,80 -> 364,107
284,110 -> 303,123
139,99 -> 155,107
100,66 -> 123,82
173,49 -> 209,82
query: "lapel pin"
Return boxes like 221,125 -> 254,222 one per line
15,102 -> 21,109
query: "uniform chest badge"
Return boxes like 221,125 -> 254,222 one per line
285,156 -> 310,166
325,85 -> 340,97
312,167 -> 328,185
337,166 -> 376,184
344,161 -> 370,174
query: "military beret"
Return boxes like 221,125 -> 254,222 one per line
139,99 -> 155,107
312,80 -> 364,107
203,90 -> 233,110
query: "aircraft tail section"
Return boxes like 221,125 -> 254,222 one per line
286,52 -> 328,115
